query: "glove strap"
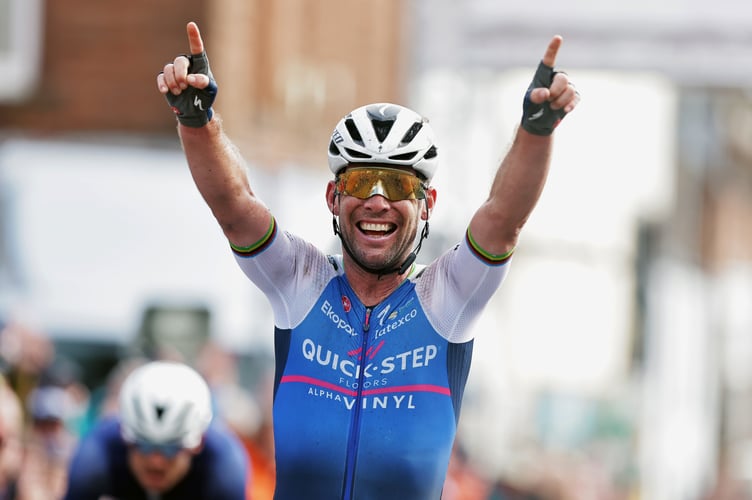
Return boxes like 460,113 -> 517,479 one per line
520,61 -> 567,136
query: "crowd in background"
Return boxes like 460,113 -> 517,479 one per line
0,317 -> 746,500
0,315 -> 648,500
0,319 -> 276,500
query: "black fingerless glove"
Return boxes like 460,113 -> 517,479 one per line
520,61 -> 567,136
165,51 -> 218,128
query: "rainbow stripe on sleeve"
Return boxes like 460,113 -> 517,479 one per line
229,216 -> 277,257
465,227 -> 514,265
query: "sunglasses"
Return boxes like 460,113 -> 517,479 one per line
130,440 -> 184,458
336,167 -> 426,201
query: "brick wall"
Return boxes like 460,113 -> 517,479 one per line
207,0 -> 407,167
0,0 -> 407,168
0,0 -> 206,134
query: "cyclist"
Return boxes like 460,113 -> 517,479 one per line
63,360 -> 249,499
157,21 -> 579,499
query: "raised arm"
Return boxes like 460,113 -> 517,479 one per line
157,22 -> 272,248
468,35 -> 579,257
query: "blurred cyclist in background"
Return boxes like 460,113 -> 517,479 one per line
158,21 -> 579,499
63,360 -> 249,500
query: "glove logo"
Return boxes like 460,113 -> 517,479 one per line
194,96 -> 205,111
528,109 -> 544,121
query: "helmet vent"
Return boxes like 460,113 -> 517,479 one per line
328,140 -> 339,155
133,396 -> 146,425
389,152 -> 418,161
172,403 -> 192,438
371,119 -> 395,143
400,122 -> 423,145
423,145 -> 438,160
344,148 -> 371,159
155,405 -> 166,420
344,119 -> 364,145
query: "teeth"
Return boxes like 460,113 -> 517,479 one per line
360,222 -> 391,232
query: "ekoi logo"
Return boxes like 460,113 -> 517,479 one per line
321,299 -> 357,336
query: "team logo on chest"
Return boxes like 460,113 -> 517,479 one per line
342,295 -> 352,313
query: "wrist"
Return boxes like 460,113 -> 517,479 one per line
177,107 -> 213,128
178,112 -> 221,137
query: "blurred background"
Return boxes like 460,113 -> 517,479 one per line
1,0 -> 752,498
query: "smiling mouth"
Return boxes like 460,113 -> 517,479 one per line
358,222 -> 396,236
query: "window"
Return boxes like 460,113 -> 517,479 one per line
0,0 -> 43,102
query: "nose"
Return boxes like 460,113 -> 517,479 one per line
144,452 -> 171,466
362,193 -> 390,210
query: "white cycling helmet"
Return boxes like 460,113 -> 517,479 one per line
119,361 -> 212,449
327,102 -> 439,182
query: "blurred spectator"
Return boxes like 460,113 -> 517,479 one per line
0,375 -> 23,500
486,476 -> 554,500
0,320 -> 55,422
16,383 -> 79,500
36,357 -> 90,437
703,457 -> 750,500
215,377 -> 276,499
198,342 -> 275,500
443,441 -> 491,500
85,356 -> 148,420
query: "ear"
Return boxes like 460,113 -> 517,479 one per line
326,180 -> 339,215
421,187 -> 437,221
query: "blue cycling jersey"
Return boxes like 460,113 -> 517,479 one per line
63,417 -> 249,500
233,222 -> 510,499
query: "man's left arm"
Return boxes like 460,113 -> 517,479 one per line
468,35 -> 580,259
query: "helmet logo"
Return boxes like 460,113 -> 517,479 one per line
332,130 -> 344,144
368,104 -> 401,121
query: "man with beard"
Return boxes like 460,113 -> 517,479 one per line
157,21 -> 579,499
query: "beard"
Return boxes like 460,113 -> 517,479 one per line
337,219 -> 418,274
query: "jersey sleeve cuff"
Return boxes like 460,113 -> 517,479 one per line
465,227 -> 514,265
230,217 -> 277,257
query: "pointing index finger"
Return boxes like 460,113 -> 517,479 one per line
186,21 -> 205,55
541,35 -> 563,68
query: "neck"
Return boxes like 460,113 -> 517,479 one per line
341,255 -> 409,305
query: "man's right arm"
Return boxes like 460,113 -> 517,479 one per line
158,22 -> 272,249
177,117 -> 273,249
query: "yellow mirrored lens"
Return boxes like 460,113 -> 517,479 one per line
336,168 -> 424,201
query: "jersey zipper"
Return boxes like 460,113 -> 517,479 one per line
341,306 -> 372,500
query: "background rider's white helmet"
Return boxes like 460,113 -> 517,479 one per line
327,102 -> 439,183
119,361 -> 212,449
